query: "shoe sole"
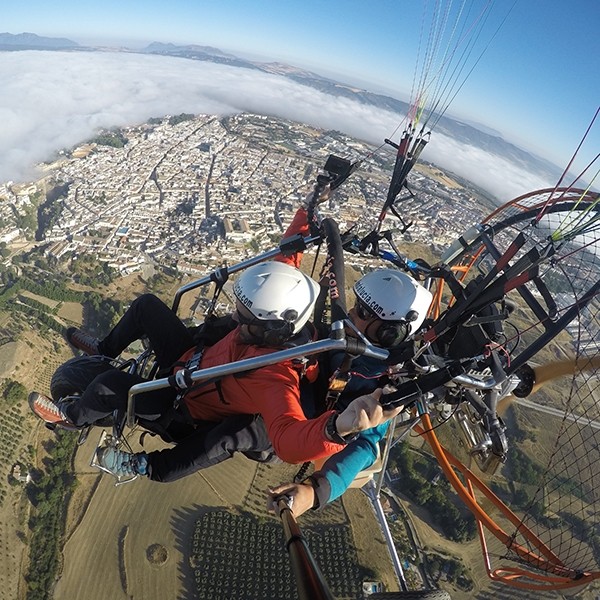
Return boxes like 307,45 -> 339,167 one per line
28,391 -> 78,430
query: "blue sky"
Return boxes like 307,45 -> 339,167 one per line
3,0 -> 599,190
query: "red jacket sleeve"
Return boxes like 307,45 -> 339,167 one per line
242,361 -> 344,463
276,208 -> 309,269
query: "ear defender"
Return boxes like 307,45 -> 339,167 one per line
261,321 -> 294,347
375,321 -> 410,348
369,310 -> 420,348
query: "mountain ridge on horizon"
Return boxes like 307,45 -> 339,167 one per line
0,31 -> 79,49
0,32 -> 573,187
129,41 -> 577,186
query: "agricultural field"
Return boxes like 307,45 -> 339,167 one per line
1,272 -> 599,600
50,427 -> 600,600
0,313 -> 74,600
51,422 -> 402,600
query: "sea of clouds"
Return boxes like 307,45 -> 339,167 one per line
1,50 -> 554,200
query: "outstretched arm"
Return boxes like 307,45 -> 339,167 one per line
276,183 -> 332,268
335,388 -> 400,437
267,423 -> 389,517
258,368 -> 399,463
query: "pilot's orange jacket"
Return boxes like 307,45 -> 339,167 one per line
180,208 -> 343,463
179,330 -> 341,463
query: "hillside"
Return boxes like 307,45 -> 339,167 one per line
3,267 -> 597,600
0,32 -> 79,50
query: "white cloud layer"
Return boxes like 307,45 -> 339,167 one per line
1,51 -> 555,200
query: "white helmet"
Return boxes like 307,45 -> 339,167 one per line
353,269 -> 433,347
233,261 -> 320,341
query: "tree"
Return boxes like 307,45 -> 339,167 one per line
90,131 -> 126,147
2,379 -> 27,404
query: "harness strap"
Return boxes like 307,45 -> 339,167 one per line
186,346 -> 205,371
293,357 -> 355,483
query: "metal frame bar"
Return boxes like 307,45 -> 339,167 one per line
360,413 -> 424,591
126,321 -> 389,427
171,233 -> 322,314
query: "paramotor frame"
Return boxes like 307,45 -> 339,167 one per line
366,186 -> 600,592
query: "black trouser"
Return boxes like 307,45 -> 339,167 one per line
63,294 -> 276,482
146,414 -> 277,483
64,293 -> 193,426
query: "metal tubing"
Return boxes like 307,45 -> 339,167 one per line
363,480 -> 409,591
126,325 -> 389,427
375,415 -> 397,499
507,277 -> 600,374
451,373 -> 498,389
368,417 -> 424,591
171,234 -> 321,314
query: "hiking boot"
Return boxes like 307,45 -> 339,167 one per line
29,392 -> 73,427
66,327 -> 100,355
95,446 -> 148,478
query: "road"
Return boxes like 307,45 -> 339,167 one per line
513,397 -> 600,431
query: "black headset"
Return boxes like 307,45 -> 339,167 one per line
261,320 -> 295,347
368,319 -> 410,348
358,300 -> 419,348
245,308 -> 298,347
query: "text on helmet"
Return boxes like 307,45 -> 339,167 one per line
354,280 -> 384,316
234,281 -> 253,309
